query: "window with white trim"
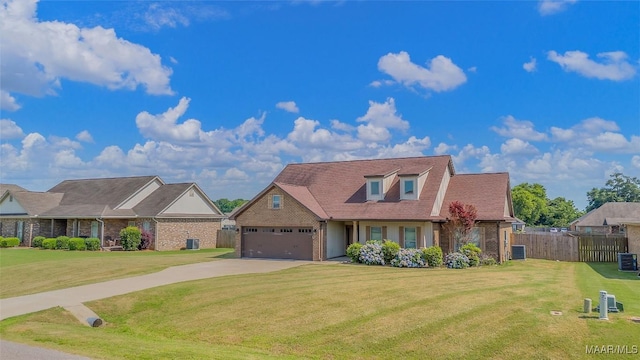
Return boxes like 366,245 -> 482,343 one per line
367,179 -> 383,201
272,195 -> 281,209
400,177 -> 418,200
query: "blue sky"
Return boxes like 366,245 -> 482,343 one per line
1,0 -> 638,210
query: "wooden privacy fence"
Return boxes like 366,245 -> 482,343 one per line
510,233 -> 628,262
216,229 -> 236,248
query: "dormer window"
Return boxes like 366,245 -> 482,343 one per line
400,177 -> 418,200
371,181 -> 380,196
367,179 -> 383,201
404,180 -> 414,195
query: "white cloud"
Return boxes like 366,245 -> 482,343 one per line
276,101 -> 300,113
223,167 -> 249,180
547,50 -> 636,81
0,119 -> 24,139
538,0 -> 578,16
434,142 -> 457,155
632,156 -> 640,169
467,66 -> 477,73
491,115 -> 548,141
136,97 -> 215,143
356,98 -> 408,130
0,0 -> 173,104
523,57 -> 537,72
330,119 -> 354,132
549,117 -> 639,153
500,138 -> 539,156
1,90 -> 21,111
377,51 -> 467,92
75,130 -> 94,143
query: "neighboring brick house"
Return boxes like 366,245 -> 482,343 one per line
231,155 -> 516,262
0,176 -> 224,250
570,202 -> 640,235
622,221 -> 640,255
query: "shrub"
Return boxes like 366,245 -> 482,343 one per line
68,237 -> 87,251
32,236 -> 46,248
55,236 -> 70,250
480,254 -> 497,266
0,237 -> 20,248
460,243 -> 482,267
42,238 -> 57,250
445,252 -> 470,269
358,242 -> 385,265
391,248 -> 426,268
381,240 -> 400,263
346,243 -> 362,263
85,238 -> 100,251
120,226 -> 141,251
421,246 -> 444,267
139,230 -> 154,250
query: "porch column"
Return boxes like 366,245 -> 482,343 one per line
352,221 -> 359,244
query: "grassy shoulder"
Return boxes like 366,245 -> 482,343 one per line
0,259 -> 637,359
0,247 -> 234,298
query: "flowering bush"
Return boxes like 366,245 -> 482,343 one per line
445,252 -> 470,269
480,254 -> 497,266
391,248 -> 426,268
381,240 -> 400,263
358,242 -> 385,265
421,246 -> 443,267
346,243 -> 363,263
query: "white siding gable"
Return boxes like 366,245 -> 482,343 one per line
430,167 -> 451,216
0,195 -> 27,215
118,178 -> 164,209
161,188 -> 220,215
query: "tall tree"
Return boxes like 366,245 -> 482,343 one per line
445,200 -> 478,250
586,173 -> 640,212
214,198 -> 248,213
542,197 -> 583,227
512,183 -> 548,225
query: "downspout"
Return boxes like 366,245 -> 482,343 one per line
96,218 -> 105,248
153,218 -> 159,251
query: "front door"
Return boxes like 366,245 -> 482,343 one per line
91,221 -> 99,238
345,225 -> 353,247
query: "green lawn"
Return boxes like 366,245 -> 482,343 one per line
0,259 -> 638,359
0,247 -> 234,298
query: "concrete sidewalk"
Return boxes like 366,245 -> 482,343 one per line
0,258 -> 310,321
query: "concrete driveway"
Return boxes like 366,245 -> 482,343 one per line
0,258 -> 310,321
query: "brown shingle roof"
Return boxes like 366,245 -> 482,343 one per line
4,191 -> 63,216
270,156 -> 455,221
48,175 -> 159,208
0,184 -> 27,195
572,202 -> 640,227
441,173 -> 513,221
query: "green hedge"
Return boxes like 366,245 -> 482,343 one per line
0,237 -> 20,248
56,236 -> 70,250
42,238 -> 57,250
421,246 -> 444,267
68,237 -> 87,251
32,236 -> 46,248
120,226 -> 141,251
85,238 -> 100,251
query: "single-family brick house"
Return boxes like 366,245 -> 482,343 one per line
570,202 -> 640,235
231,155 -> 516,262
0,176 -> 224,250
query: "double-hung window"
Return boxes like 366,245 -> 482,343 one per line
272,195 -> 281,209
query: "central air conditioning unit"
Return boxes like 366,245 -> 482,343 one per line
186,238 -> 200,250
511,245 -> 526,260
618,253 -> 638,271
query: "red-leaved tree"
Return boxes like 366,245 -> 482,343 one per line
445,201 -> 478,250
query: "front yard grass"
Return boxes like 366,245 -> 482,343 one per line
0,259 -> 638,359
0,247 -> 234,298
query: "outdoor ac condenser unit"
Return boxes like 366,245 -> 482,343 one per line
186,238 -> 200,250
511,245 -> 526,260
618,253 -> 638,271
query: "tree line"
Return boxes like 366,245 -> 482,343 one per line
512,173 -> 640,226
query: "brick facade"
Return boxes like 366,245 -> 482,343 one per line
156,218 -> 221,251
438,221 -> 511,263
627,224 -> 640,255
234,186 -> 321,260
